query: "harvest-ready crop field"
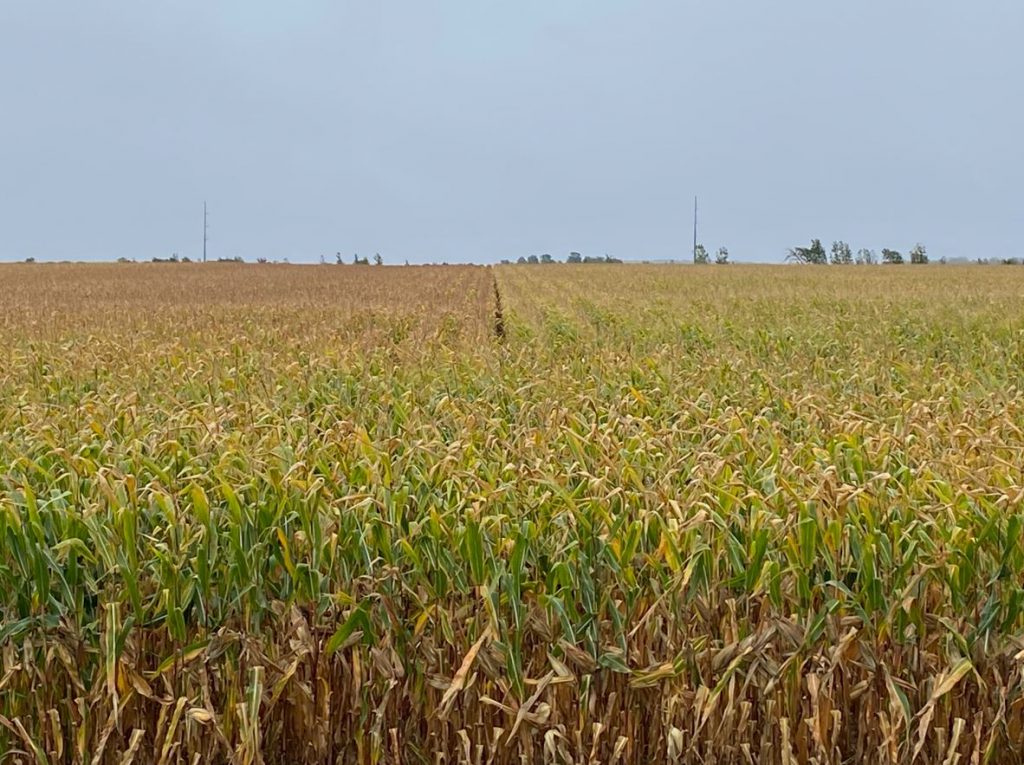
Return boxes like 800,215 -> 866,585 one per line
2,263 -> 1024,764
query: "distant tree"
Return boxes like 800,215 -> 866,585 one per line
787,239 -> 827,264
693,244 -> 710,264
336,252 -> 344,264
182,256 -> 193,263
257,257 -> 269,264
527,255 -> 540,264
116,257 -> 132,263
882,248 -> 903,264
715,246 -> 729,265
406,259 -> 411,266
909,243 -> 928,264
24,257 -> 36,263
540,253 -> 554,264
604,254 -> 623,263
567,252 -> 582,264
320,254 -> 326,265
856,248 -> 876,265
831,240 -> 853,264
516,256 -> 527,264
374,253 -> 383,266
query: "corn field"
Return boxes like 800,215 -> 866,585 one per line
2,262 -> 1024,763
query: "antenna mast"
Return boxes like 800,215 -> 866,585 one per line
693,196 -> 698,262
203,202 -> 208,263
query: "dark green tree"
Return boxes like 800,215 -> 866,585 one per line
831,241 -> 853,264
787,239 -> 828,264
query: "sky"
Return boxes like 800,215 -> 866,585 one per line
1,2 -> 1021,264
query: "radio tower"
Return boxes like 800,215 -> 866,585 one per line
692,196 -> 698,262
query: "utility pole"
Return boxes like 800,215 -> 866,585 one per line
203,201 -> 208,263
692,196 -> 698,262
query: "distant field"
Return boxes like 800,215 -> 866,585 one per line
2,263 -> 1024,763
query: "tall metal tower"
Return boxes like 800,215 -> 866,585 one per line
203,202 -> 208,263
692,196 -> 698,262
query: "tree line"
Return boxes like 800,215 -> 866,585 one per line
319,252 -> 385,265
692,245 -> 730,265
502,248 -> 735,265
127,251 -> 391,265
499,252 -> 625,264
785,239 -> 928,265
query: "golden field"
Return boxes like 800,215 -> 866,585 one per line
2,262 -> 1024,763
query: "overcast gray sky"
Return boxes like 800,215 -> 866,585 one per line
1,2 -> 1021,264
